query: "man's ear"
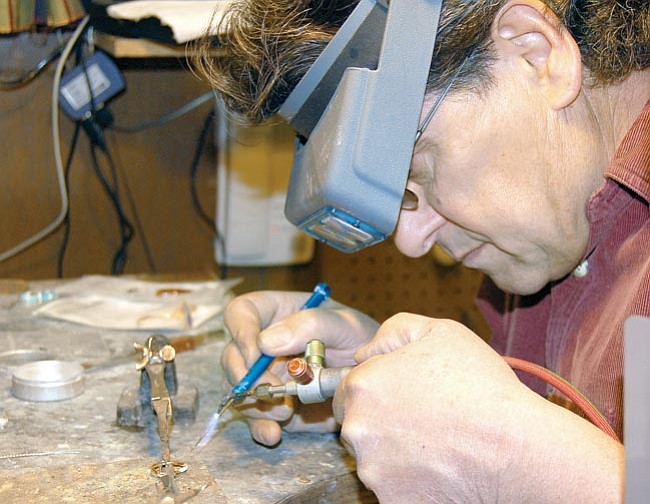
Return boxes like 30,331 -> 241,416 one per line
491,0 -> 582,110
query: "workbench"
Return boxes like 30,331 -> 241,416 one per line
0,278 -> 372,503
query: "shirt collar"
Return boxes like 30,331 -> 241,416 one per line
582,97 -> 650,259
605,97 -> 650,203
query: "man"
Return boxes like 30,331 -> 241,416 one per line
195,0 -> 649,501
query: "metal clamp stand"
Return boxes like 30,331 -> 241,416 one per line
117,334 -> 199,429
117,334 -> 200,501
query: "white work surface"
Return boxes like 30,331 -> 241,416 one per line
0,278 -> 364,503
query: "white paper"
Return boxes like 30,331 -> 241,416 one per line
107,1 -> 231,43
34,275 -> 240,330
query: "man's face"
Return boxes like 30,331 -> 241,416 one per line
394,61 -> 603,295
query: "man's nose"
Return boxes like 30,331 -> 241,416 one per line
393,189 -> 446,258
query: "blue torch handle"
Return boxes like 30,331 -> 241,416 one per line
230,282 -> 331,396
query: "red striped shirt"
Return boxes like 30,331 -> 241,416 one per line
478,98 -> 650,440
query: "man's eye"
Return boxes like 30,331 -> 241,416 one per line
401,189 -> 419,210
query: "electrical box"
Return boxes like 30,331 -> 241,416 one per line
58,50 -> 125,121
214,105 -> 315,266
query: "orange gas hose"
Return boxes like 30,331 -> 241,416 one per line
502,356 -> 620,442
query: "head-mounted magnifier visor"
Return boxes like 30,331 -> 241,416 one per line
279,0 -> 443,253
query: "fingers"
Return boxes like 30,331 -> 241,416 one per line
224,290 -> 335,365
220,288 -> 379,446
238,395 -> 294,419
327,387 -> 358,460
246,403 -> 340,445
332,368 -> 370,461
220,341 -> 253,387
353,314 -> 469,363
353,313 -> 427,362
225,289 -> 379,370
248,418 -> 283,446
224,295 -> 274,367
283,400 -> 340,433
259,306 -> 378,364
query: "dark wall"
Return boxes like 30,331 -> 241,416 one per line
1,53 -> 218,279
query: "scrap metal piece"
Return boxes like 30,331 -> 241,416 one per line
0,450 -> 80,460
139,336 -> 178,462
150,461 -> 189,478
134,335 -> 178,460
134,342 -> 152,371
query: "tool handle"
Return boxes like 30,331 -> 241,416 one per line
301,282 -> 330,309
231,354 -> 275,395
229,283 -> 331,396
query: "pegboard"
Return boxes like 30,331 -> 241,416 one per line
316,240 -> 490,339
206,118 -> 489,339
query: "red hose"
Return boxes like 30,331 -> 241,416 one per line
502,356 -> 620,442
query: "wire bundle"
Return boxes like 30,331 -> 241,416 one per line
1,16 -> 222,277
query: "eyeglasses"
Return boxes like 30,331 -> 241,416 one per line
401,58 -> 469,211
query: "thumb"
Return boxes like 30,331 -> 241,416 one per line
259,306 -> 376,357
258,309 -> 328,356
354,313 -> 433,363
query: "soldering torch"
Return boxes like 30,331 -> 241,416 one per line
235,339 -> 353,404
196,283 -> 332,449
195,337 -> 351,449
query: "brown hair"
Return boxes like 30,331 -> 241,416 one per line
193,0 -> 650,125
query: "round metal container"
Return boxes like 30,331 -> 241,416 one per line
0,349 -> 54,367
11,360 -> 85,402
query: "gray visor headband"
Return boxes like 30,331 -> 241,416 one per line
280,0 -> 443,253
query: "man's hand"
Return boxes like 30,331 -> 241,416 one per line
222,289 -> 379,446
333,313 -> 624,503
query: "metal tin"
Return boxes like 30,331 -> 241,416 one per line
11,360 -> 85,402
0,349 -> 54,367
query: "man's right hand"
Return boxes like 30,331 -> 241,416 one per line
221,289 -> 379,446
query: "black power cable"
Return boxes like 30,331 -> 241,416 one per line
76,40 -> 126,274
0,42 -> 63,89
109,91 -> 213,133
190,110 -> 217,231
88,141 -> 134,275
189,108 -> 228,279
78,45 -> 134,274
76,37 -> 156,274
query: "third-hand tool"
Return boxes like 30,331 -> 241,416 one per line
117,334 -> 200,429
195,282 -> 331,449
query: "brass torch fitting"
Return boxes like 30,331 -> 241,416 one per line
304,339 -> 326,367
